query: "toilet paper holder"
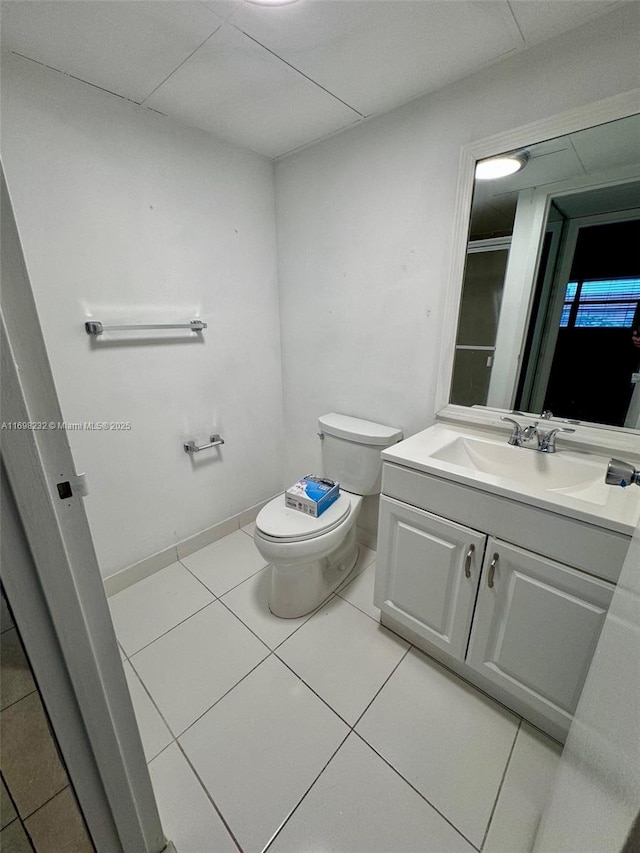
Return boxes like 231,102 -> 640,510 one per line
184,434 -> 225,454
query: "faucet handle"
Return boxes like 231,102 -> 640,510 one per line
540,409 -> 553,419
538,425 -> 575,452
500,416 -> 523,446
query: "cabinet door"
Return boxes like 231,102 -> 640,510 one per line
467,538 -> 614,735
374,496 -> 486,660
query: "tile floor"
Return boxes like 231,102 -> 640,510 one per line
1,588 -> 94,853
108,525 -> 563,853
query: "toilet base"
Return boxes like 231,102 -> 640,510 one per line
268,527 -> 359,619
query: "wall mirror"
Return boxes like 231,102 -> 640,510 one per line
448,110 -> 640,432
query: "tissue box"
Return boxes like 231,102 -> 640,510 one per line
285,475 -> 340,517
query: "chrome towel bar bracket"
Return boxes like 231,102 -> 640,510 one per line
85,320 -> 207,336
184,434 -> 225,454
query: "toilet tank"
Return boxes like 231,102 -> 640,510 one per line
318,413 -> 403,496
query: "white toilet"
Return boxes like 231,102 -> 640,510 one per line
254,413 -> 403,618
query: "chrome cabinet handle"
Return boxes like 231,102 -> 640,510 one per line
464,544 -> 475,579
488,552 -> 498,588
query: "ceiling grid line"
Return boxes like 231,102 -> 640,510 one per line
232,27 -> 366,119
141,25 -> 224,105
1,1 -> 633,159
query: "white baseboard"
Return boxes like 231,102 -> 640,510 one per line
103,495 -> 276,598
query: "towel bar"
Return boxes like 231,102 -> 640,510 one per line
85,320 -> 207,336
184,434 -> 225,454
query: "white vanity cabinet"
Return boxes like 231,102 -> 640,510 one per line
375,497 -> 485,659
466,538 -> 613,736
375,460 -> 621,741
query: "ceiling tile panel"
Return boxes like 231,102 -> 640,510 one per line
0,1 -> 223,102
228,0 -> 522,116
145,24 -> 361,158
508,0 -> 622,46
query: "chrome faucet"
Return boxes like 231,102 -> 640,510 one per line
501,415 -> 575,452
501,416 -> 526,446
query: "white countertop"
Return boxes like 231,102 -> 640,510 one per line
382,422 -> 640,536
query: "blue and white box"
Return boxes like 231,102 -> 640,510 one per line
285,475 -> 340,517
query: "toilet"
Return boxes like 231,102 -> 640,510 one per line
254,413 -> 403,618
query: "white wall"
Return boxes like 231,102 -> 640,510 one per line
1,53 -> 284,578
2,6 -> 638,575
274,5 -> 640,486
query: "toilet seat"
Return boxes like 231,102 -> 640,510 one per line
256,492 -> 352,543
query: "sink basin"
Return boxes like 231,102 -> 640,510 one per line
430,435 -> 604,498
381,422 -> 640,533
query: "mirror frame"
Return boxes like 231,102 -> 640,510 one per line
436,89 -> 640,434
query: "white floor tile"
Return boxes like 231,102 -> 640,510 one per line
179,655 -> 349,853
131,601 -> 269,735
179,530 -> 268,596
149,744 -> 237,853
277,596 -> 409,724
356,648 -> 519,848
108,562 -> 214,656
268,733 -> 475,853
337,560 -> 380,620
484,722 -> 562,853
221,566 -> 320,650
122,660 -> 172,762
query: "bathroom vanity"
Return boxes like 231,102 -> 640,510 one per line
373,413 -> 640,742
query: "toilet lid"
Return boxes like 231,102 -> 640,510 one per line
256,492 -> 352,542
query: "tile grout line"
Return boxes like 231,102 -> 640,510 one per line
352,727 -> 482,851
271,594 -> 339,653
173,739 -> 244,853
261,730 -> 352,853
272,653 -> 353,730
479,717 -> 523,851
263,642 -> 414,848
213,596 -> 274,654
0,770 -> 36,853
16,781 -> 72,825
179,556 -> 268,600
124,599 -> 216,658
265,638 -> 475,853
217,577 -> 339,655
334,590 -> 381,625
0,687 -> 39,714
1,817 -> 33,851
121,545 -> 493,853
127,635 -> 266,744
350,644 -> 412,731
127,645 -> 260,850
406,641 -> 524,725
17,820 -> 38,853
171,653 -> 272,741
122,657 -> 177,754
116,536 -> 383,851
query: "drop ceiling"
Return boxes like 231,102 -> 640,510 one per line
0,0 -> 626,159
